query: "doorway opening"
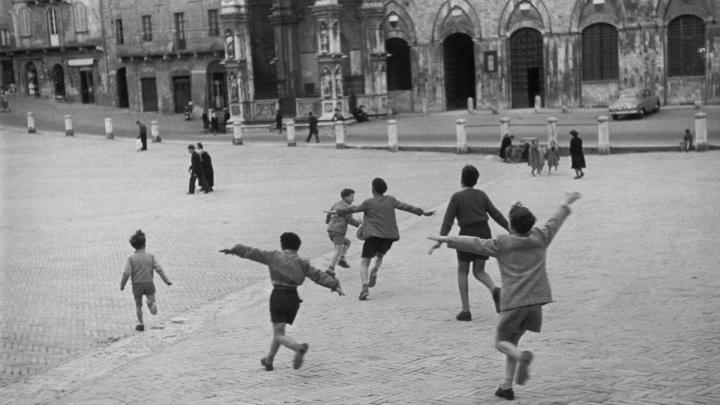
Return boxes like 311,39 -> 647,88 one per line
79,70 -> 94,103
510,28 -> 544,108
443,33 -> 476,110
173,75 -> 191,113
52,64 -> 65,99
206,60 -> 227,110
141,77 -> 158,112
117,67 -> 129,108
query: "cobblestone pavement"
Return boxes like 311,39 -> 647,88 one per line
1,94 -> 718,148
1,125 -> 719,404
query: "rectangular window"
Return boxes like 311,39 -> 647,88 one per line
0,29 -> 9,46
208,9 -> 219,37
668,16 -> 705,77
174,12 -> 186,50
582,24 -> 619,81
115,19 -> 124,44
142,15 -> 152,42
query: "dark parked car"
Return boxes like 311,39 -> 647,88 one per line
609,88 -> 661,120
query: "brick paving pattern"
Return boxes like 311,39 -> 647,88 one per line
1,116 -> 719,403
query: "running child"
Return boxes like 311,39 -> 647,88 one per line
428,192 -> 581,400
325,188 -> 362,278
120,230 -> 172,332
220,232 -> 344,371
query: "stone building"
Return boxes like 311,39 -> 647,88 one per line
2,0 -> 718,119
2,0 -> 109,103
0,0 -> 14,91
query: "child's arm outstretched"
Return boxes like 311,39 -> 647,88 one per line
537,192 -> 581,244
303,262 -> 345,296
394,199 -> 435,217
219,244 -> 273,265
427,235 -> 499,257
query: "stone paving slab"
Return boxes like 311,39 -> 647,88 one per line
1,127 -> 720,404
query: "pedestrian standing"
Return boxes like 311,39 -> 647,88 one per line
219,232 -> 344,371
528,139 -> 544,176
275,109 -> 283,135
428,192 -> 581,400
306,111 -> 319,143
569,130 -> 585,179
682,129 -> 694,152
120,230 -> 172,332
136,121 -> 147,151
546,140 -> 560,173
499,133 -> 512,162
201,110 -> 210,134
330,178 -> 435,301
196,142 -> 214,192
210,110 -> 219,134
429,165 -> 508,321
187,144 -> 210,194
325,188 -> 361,277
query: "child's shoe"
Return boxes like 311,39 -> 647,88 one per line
368,268 -> 379,287
325,268 -> 336,278
293,343 -> 309,369
495,386 -> 515,400
492,287 -> 502,313
455,311 -> 471,321
135,324 -> 145,332
337,258 -> 350,268
516,350 -> 534,385
358,285 -> 369,301
261,357 -> 274,371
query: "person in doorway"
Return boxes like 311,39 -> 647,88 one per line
136,121 -> 147,151
569,130 -> 585,179
306,111 -> 319,143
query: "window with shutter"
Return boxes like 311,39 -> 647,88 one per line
668,15 -> 705,77
582,23 -> 618,81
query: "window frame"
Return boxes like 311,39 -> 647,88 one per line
174,12 -> 186,49
19,8 -> 32,37
72,3 -> 88,33
115,19 -> 124,44
667,15 -> 706,77
208,9 -> 219,37
581,23 -> 619,82
142,15 -> 153,42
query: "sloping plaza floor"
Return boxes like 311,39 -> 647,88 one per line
0,125 -> 719,404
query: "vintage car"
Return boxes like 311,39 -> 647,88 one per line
609,88 -> 661,120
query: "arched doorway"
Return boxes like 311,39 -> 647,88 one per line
206,60 -> 227,110
443,33 -> 475,110
52,64 -> 65,99
26,62 -> 38,96
510,28 -> 544,108
386,37 -> 412,91
117,67 -> 129,108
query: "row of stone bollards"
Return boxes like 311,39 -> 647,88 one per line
27,112 -> 162,142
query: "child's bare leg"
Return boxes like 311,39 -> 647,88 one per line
359,257 -> 371,286
457,260 -> 471,312
271,323 -> 302,353
502,355 -> 518,389
472,260 -> 496,292
135,304 -> 144,325
328,244 -> 342,270
146,294 -> 157,315
372,255 -> 383,273
496,330 -> 532,385
339,241 -> 350,261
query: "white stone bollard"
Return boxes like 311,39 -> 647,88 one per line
105,117 -> 114,139
334,121 -> 345,149
150,120 -> 162,142
455,119 -> 468,154
500,117 -> 510,140
467,97 -> 474,114
27,112 -> 36,133
534,95 -> 542,113
695,112 -> 707,151
597,115 -> 610,154
233,120 -> 243,145
65,114 -> 73,136
387,120 -> 398,152
546,116 -> 558,145
422,97 -> 428,116
286,118 -> 296,147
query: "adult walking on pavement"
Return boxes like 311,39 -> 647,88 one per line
275,109 -> 283,135
330,178 -> 435,301
196,142 -> 214,192
136,121 -> 147,151
429,165 -> 509,321
569,129 -> 585,179
187,144 -> 210,194
306,111 -> 319,143
499,133 -> 513,162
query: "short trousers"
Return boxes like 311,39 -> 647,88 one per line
328,231 -> 351,247
457,222 -> 491,262
496,304 -> 542,344
132,282 -> 156,306
361,237 -> 394,258
269,286 -> 302,325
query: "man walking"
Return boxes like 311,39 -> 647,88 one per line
306,111 -> 319,143
136,121 -> 148,151
187,144 -> 210,194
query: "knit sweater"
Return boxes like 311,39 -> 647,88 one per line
445,205 -> 571,311
326,200 -> 361,235
440,188 -> 508,236
121,250 -> 171,287
226,244 -> 340,290
336,195 -> 424,241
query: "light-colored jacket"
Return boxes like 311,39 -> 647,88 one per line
446,205 -> 571,311
336,195 -> 423,241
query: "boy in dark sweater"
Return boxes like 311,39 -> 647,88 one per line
429,192 -> 580,400
220,232 -> 344,371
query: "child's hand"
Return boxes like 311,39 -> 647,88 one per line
219,248 -> 233,255
422,210 -> 436,217
427,235 -> 447,244
167,282 -> 173,286
335,286 -> 345,296
428,241 -> 442,255
324,210 -> 337,215
120,286 -> 124,291
564,192 -> 581,205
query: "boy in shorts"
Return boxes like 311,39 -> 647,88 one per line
325,188 -> 361,277
330,178 -> 435,300
220,232 -> 344,371
428,192 -> 580,400
120,230 -> 172,332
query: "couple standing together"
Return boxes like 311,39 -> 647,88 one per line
187,142 -> 214,194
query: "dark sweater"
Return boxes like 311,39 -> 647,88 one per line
440,188 -> 509,236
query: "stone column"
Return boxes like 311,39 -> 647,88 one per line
546,116 -> 557,145
105,118 -> 114,139
65,115 -> 73,136
233,120 -> 243,145
221,0 -> 254,125
269,1 -> 300,116
313,1 -> 346,120
695,112 -> 707,151
597,115 -> 610,154
27,112 -> 36,133
334,120 -> 346,149
357,1 -> 388,116
286,118 -> 296,147
456,119 -> 467,154
387,119 -> 398,152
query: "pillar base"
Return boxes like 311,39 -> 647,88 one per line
456,146 -> 468,154
388,144 -> 398,153
287,142 -> 296,147
598,145 -> 611,155
65,130 -> 73,136
233,138 -> 244,145
695,142 -> 708,152
28,128 -> 35,133
152,137 -> 162,143
335,143 -> 346,149
106,133 -> 114,140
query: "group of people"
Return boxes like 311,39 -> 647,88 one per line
187,142 -> 214,194
499,130 -> 586,179
120,149 -> 581,400
202,109 -> 230,134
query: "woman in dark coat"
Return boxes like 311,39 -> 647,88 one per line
569,129 -> 585,179
499,133 -> 512,161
